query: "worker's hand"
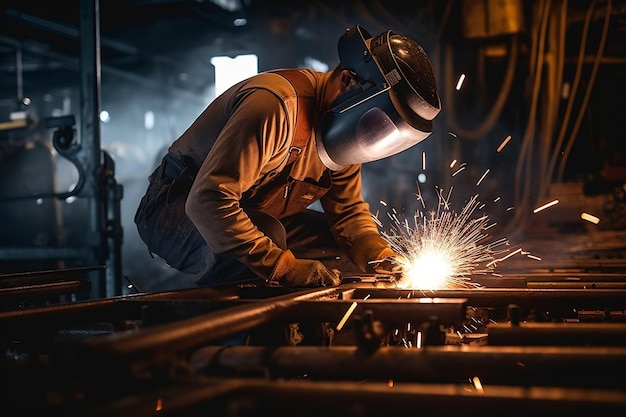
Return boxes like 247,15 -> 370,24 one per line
371,247 -> 406,275
269,249 -> 341,288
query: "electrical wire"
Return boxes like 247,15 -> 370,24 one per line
507,0 -> 553,237
443,35 -> 520,140
543,0 -> 597,193
557,0 -> 612,182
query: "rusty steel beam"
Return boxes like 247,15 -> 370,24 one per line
69,377 -> 626,417
0,279 -> 91,301
348,287 -> 626,309
293,298 -> 467,327
487,322 -> 626,346
526,282 -> 626,289
189,345 -> 626,389
0,266 -> 104,288
66,287 -> 343,373
0,285 -> 245,330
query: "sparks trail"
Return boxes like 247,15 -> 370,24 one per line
373,188 -> 510,290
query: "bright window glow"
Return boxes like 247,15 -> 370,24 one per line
304,56 -> 329,72
144,111 -> 155,130
210,54 -> 258,97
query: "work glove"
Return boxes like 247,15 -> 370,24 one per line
349,233 -> 405,274
371,247 -> 406,275
269,249 -> 341,288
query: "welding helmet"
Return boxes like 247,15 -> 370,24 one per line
316,25 -> 441,171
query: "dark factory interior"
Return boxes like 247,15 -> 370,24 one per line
1,0 -> 626,415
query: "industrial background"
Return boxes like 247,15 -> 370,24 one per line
1,0 -> 626,415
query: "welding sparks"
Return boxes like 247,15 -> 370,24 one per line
336,301 -> 357,331
476,169 -> 490,186
378,192 -> 500,290
472,376 -> 484,393
533,199 -> 559,213
581,212 -> 600,224
496,135 -> 512,152
486,247 -> 522,268
455,73 -> 466,90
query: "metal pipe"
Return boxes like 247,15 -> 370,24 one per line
294,297 -> 467,326
349,287 -> 626,309
73,287 -> 342,370
190,345 -> 626,388
487,322 -> 626,346
71,377 -> 626,417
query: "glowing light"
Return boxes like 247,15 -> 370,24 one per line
533,199 -> 559,213
211,54 -> 258,97
581,212 -> 600,224
405,250 -> 452,289
100,110 -> 110,123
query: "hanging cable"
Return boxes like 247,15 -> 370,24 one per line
557,0 -> 612,182
506,0 -> 552,237
544,0 -> 597,189
444,35 -> 519,140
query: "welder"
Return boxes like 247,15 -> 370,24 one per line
134,24 -> 441,288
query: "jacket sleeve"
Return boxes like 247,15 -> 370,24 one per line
185,89 -> 292,279
320,164 -> 392,272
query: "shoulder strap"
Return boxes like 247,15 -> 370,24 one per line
271,69 -> 315,165
242,70 -> 316,202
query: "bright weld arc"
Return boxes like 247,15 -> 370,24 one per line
382,193 -> 499,290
